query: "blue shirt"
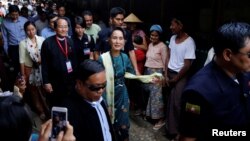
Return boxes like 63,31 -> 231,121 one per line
41,27 -> 56,39
1,16 -> 27,54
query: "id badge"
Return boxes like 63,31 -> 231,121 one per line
83,48 -> 90,55
66,61 -> 73,73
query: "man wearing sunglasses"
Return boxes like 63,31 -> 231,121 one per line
179,22 -> 250,141
61,59 -> 116,141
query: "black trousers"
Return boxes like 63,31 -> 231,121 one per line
8,45 -> 20,76
7,45 -> 20,90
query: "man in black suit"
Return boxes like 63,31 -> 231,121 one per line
62,59 -> 116,141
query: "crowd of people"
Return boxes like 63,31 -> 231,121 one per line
0,0 -> 250,141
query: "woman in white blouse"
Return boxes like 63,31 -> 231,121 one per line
19,21 -> 48,121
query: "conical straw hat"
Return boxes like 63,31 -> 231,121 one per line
124,13 -> 142,23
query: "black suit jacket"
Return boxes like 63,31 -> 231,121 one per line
62,91 -> 116,141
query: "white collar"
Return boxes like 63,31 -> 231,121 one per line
85,97 -> 103,107
56,36 -> 66,41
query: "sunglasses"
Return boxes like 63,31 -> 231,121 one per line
86,83 -> 106,92
238,51 -> 250,58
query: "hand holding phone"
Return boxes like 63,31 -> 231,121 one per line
15,73 -> 24,84
15,72 -> 26,94
51,107 -> 68,140
39,119 -> 76,141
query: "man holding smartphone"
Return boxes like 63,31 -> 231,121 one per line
61,59 -> 116,141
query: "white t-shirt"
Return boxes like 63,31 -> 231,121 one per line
85,23 -> 101,43
168,35 -> 196,72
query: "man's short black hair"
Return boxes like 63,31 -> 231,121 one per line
8,5 -> 20,13
110,7 -> 125,18
75,60 -> 105,82
47,13 -> 57,21
56,3 -> 65,10
213,22 -> 250,55
82,10 -> 93,17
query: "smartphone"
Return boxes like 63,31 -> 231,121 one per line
51,106 -> 68,140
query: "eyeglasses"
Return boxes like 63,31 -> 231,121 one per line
238,51 -> 250,58
86,83 -> 106,92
